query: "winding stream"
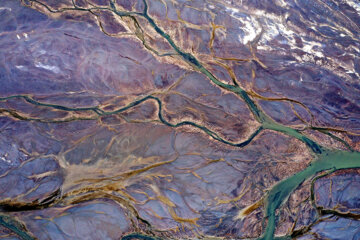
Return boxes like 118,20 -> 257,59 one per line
0,0 -> 359,239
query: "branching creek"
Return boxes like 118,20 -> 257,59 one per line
0,0 -> 359,239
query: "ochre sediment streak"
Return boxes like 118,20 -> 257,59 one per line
235,198 -> 264,220
0,0 -> 359,239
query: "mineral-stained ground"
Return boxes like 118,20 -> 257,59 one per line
0,0 -> 359,239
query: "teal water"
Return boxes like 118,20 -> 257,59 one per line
4,0 -> 360,239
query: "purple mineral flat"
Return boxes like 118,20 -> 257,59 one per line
0,0 -> 359,239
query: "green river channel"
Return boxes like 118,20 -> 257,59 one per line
0,0 -> 359,239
